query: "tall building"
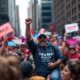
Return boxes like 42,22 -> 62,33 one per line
39,0 -> 52,30
53,0 -> 80,33
28,0 -> 52,32
64,0 -> 80,26
0,0 -> 9,25
51,0 -> 54,22
8,0 -> 16,28
28,0 -> 39,32
0,0 -> 16,28
15,5 -> 20,36
28,0 -> 34,30
53,0 -> 65,33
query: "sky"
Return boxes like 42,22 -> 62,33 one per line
16,0 -> 30,36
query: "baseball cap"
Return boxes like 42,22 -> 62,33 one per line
38,34 -> 47,39
8,41 -> 16,47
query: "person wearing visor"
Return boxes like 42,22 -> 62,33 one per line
25,18 -> 63,80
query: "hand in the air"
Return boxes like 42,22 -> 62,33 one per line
25,18 -> 32,25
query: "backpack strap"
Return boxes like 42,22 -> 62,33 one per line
50,44 -> 57,61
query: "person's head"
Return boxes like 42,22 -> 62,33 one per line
67,60 -> 80,80
50,35 -> 57,42
20,44 -> 27,52
38,34 -> 48,47
61,60 -> 80,80
7,41 -> 16,51
61,63 -> 72,80
23,49 -> 30,58
0,58 -> 19,80
6,56 -> 21,80
29,76 -> 46,80
58,39 -> 63,45
20,61 -> 34,79
68,45 -> 76,54
7,56 -> 20,69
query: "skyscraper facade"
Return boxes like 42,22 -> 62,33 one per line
39,0 -> 52,30
0,0 -> 16,28
0,0 -> 9,25
8,0 -> 16,28
15,5 -> 20,36
28,0 -> 39,32
53,0 -> 80,33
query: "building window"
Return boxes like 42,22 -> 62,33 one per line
42,6 -> 51,10
72,7 -> 76,15
1,0 -> 5,4
42,12 -> 51,16
78,4 -> 80,11
42,3 -> 51,6
78,13 -> 80,19
66,0 -> 70,3
67,11 -> 71,18
78,0 -> 80,2
72,0 -> 76,6
72,16 -> 77,21
42,18 -> 51,23
66,3 -> 71,10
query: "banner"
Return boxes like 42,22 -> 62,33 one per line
0,23 -> 14,37
65,23 -> 79,33
13,39 -> 22,45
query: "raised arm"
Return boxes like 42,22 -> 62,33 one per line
0,37 -> 7,56
25,18 -> 37,54
25,18 -> 32,41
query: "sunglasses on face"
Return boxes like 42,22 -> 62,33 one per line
38,35 -> 47,39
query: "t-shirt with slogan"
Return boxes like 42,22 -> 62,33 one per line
27,40 -> 63,77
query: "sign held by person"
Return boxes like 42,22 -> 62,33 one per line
0,23 -> 14,37
65,23 -> 79,33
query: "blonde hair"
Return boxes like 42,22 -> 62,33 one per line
29,76 -> 46,80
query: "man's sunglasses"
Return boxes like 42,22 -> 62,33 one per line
38,35 -> 47,39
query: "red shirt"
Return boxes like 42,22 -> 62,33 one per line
69,53 -> 80,60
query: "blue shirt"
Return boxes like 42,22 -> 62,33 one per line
27,40 -> 63,77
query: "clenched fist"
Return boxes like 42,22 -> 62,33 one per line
25,18 -> 32,25
48,62 -> 56,69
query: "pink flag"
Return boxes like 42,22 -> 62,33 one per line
0,23 -> 14,37
66,38 -> 78,45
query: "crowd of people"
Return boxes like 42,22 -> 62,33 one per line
0,18 -> 79,80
